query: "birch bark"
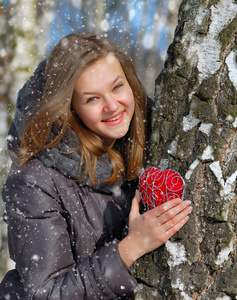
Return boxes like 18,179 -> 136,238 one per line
134,0 -> 237,299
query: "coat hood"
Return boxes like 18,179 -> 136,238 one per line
7,60 -> 116,192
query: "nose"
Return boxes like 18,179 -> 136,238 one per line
103,94 -> 118,113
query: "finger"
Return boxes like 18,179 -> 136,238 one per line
153,200 -> 192,227
151,198 -> 182,218
161,200 -> 192,221
162,205 -> 192,230
165,215 -> 190,239
129,190 -> 141,221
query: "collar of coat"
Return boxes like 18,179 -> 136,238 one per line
35,128 -> 116,192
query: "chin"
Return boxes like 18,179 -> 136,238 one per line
117,129 -> 129,139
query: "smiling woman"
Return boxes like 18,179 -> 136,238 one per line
72,55 -> 135,147
17,33 -> 147,186
0,33 -> 192,299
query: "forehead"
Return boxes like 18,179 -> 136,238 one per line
74,55 -> 125,90
83,55 -> 124,78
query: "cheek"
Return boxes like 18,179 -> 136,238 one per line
132,97 -> 135,113
121,88 -> 135,109
128,91 -> 135,114
76,107 -> 101,126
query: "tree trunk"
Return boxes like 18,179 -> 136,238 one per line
134,0 -> 237,299
81,0 -> 106,34
0,0 -> 50,280
36,0 -> 57,57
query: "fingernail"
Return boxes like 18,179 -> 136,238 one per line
187,206 -> 193,212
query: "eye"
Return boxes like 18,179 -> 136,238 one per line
113,84 -> 122,91
87,97 -> 97,103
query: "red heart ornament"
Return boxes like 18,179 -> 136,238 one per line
139,167 -> 185,210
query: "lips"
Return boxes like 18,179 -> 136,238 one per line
102,111 -> 124,123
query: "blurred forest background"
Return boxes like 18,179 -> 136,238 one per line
0,0 -> 182,279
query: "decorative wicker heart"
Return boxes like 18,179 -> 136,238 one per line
138,167 -> 185,210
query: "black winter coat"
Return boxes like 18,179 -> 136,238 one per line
1,157 -> 137,299
0,61 -> 152,299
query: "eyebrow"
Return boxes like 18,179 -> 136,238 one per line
81,75 -> 125,97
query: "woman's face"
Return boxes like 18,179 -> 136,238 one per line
72,55 -> 135,147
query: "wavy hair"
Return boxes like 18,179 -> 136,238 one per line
18,33 -> 148,185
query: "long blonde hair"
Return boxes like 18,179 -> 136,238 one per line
18,33 -> 148,185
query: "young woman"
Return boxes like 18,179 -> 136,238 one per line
0,33 -> 192,299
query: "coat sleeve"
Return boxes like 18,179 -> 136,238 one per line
2,159 -> 137,299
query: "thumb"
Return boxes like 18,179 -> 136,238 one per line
129,190 -> 141,221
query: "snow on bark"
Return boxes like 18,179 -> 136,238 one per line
182,113 -> 200,132
166,240 -> 187,267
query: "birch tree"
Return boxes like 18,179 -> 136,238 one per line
0,0 -> 10,279
134,0 -> 237,299
0,0 -> 52,280
36,0 -> 57,57
80,0 -> 106,34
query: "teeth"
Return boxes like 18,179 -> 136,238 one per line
105,113 -> 122,122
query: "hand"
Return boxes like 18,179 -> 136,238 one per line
118,190 -> 192,267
